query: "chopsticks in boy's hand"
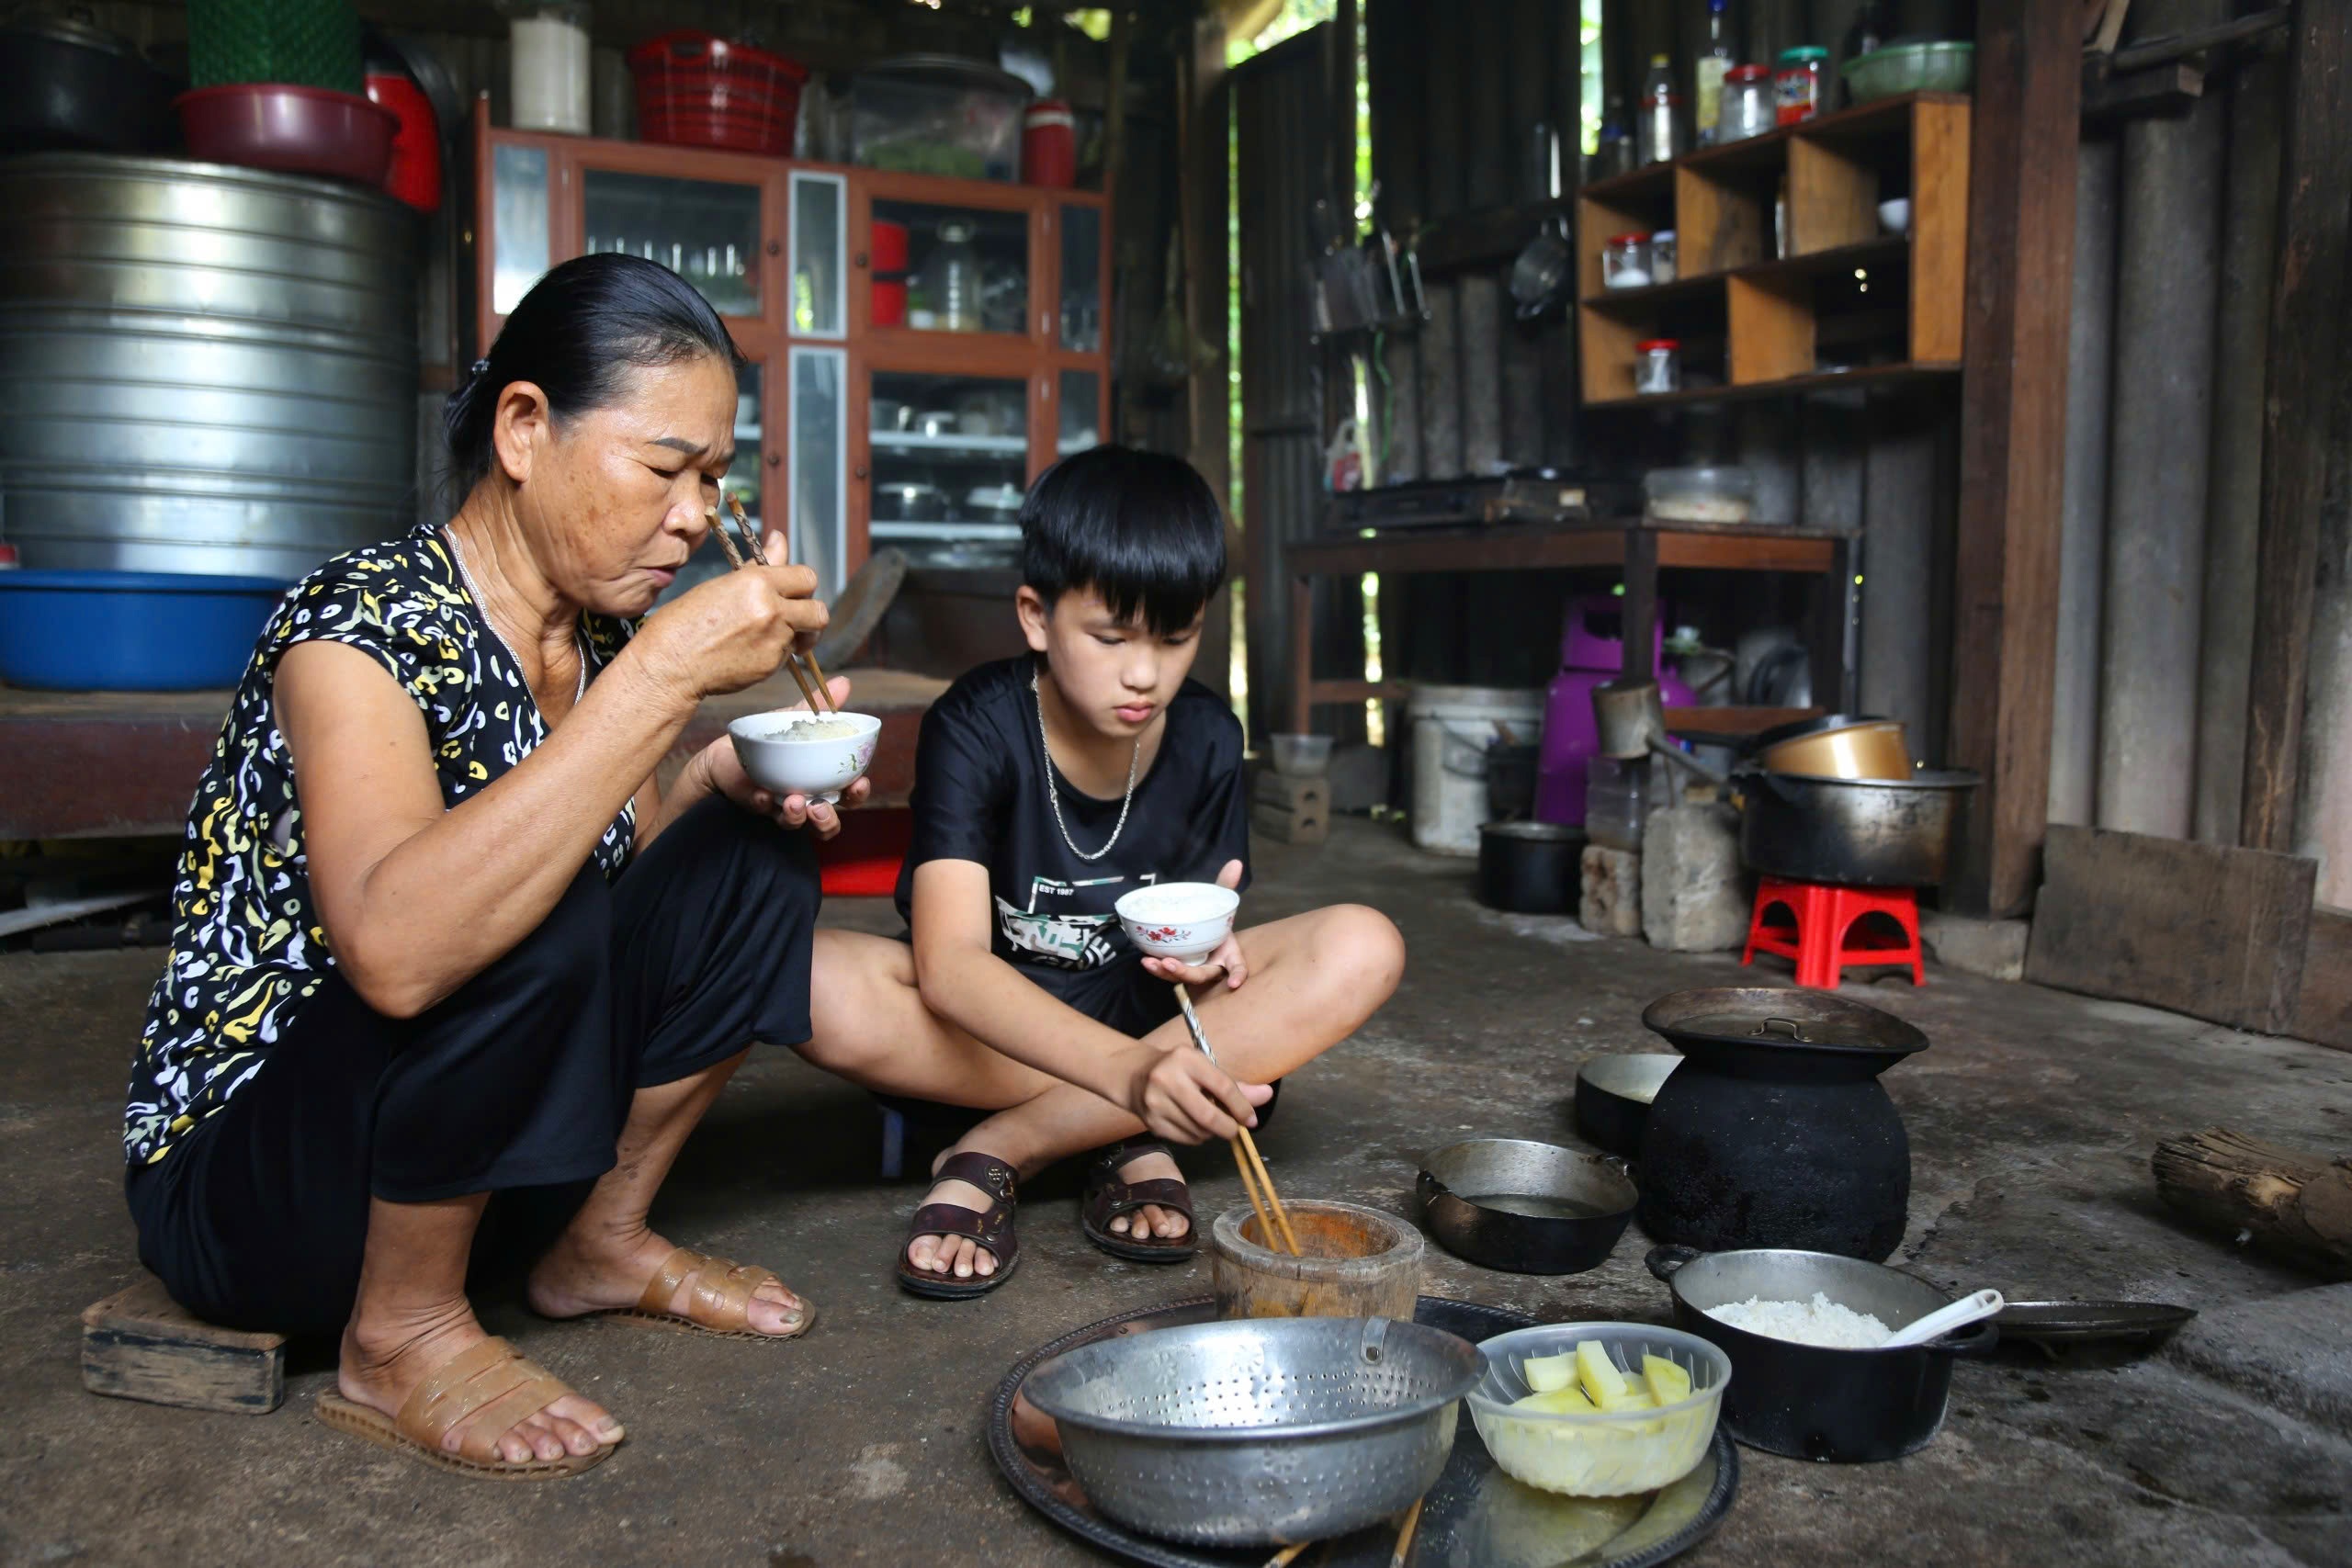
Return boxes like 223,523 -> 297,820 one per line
1172,984 -> 1301,1257
711,498 -> 837,716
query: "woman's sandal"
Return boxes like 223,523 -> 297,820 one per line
314,1336 -> 617,1481
896,1150 -> 1020,1300
1080,1137 -> 1197,1263
591,1246 -> 815,1340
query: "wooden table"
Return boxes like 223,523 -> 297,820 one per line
0,667 -> 945,840
1285,515 -> 1856,737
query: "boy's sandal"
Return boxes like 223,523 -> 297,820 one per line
314,1336 -> 617,1481
1080,1137 -> 1198,1263
591,1246 -> 815,1340
897,1151 -> 1020,1300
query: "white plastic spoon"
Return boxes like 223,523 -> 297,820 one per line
1883,1288 -> 2006,1348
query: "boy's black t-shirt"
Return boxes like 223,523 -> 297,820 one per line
896,655 -> 1250,976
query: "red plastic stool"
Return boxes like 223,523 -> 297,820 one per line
1742,876 -> 1925,988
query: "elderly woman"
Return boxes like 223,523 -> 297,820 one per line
120,254 -> 857,1479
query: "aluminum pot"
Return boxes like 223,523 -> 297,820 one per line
0,9 -> 178,153
1645,1245 -> 1997,1462
1736,765 -> 1977,886
1753,713 -> 1912,780
1574,1052 -> 1679,1157
1476,820 -> 1580,914
1417,1137 -> 1636,1274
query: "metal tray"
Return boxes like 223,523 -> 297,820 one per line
988,1295 -> 1739,1568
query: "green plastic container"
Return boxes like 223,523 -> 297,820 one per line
187,0 -> 362,94
1841,40 -> 1974,104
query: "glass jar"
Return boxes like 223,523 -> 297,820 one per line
1722,64 -> 1776,141
1651,230 -> 1678,284
1602,232 -> 1654,289
1635,338 -> 1680,396
509,0 -> 591,134
916,219 -> 983,333
1776,45 -> 1827,126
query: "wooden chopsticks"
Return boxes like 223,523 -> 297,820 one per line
710,495 -> 838,716
1171,985 -> 1301,1257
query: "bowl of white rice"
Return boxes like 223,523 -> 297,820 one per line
1646,1245 -> 1997,1463
728,708 -> 882,804
1114,881 -> 1239,964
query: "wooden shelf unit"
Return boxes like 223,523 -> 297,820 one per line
1577,91 -> 1970,408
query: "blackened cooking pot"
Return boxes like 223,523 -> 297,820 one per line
1476,820 -> 1583,914
0,10 -> 179,152
1638,987 -> 1926,1262
1647,1245 -> 1997,1461
1736,765 -> 1977,886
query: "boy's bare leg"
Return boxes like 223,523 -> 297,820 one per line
802,905 -> 1405,1280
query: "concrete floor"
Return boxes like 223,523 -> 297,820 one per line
4,818 -> 2349,1567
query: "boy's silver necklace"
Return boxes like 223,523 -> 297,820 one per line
444,525 -> 586,705
1034,670 -> 1140,862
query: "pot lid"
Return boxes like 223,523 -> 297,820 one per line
5,5 -> 146,60
1752,711 -> 1901,750
1643,987 -> 1928,1055
860,52 -> 1035,100
1993,1301 -> 2197,1346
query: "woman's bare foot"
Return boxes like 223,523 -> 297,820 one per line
527,1226 -> 809,1337
1102,1145 -> 1191,1241
339,1302 -> 620,1463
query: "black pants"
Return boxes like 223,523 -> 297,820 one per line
125,799 -> 819,1337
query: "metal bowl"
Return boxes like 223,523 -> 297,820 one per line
1575,1053 -> 1679,1156
1020,1314 -> 1480,1548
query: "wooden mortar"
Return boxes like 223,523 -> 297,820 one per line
1209,1200 -> 1424,1321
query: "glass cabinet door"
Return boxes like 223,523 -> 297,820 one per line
876,199 -> 1027,337
491,144 -> 550,316
789,172 -> 845,337
1058,204 -> 1102,353
789,347 -> 847,599
868,370 -> 1027,567
1057,369 -> 1101,455
582,169 -> 763,318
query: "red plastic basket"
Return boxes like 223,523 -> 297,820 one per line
627,30 -> 807,155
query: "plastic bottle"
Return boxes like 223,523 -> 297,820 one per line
1636,53 -> 1680,166
1695,0 -> 1733,145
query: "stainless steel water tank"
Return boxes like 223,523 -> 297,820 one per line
0,154 -> 417,577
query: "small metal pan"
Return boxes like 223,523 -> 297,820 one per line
1574,1053 -> 1679,1157
1417,1138 -> 1636,1275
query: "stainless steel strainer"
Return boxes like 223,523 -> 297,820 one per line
1021,1315 -> 1481,1548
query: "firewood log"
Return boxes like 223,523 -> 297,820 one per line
2153,1127 -> 2352,1280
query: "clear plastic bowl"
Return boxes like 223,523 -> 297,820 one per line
1643,465 -> 1757,525
1270,732 -> 1334,776
1467,1323 -> 1729,1496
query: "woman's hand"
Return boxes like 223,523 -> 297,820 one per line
692,675 -> 872,839
1113,1036 -> 1272,1145
625,559 -> 829,705
1139,860 -> 1248,990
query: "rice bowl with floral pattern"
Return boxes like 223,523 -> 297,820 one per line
1114,882 -> 1239,964
728,709 -> 881,804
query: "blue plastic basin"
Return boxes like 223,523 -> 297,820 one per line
0,570 -> 288,691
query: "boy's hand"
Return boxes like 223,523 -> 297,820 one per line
1140,860 -> 1248,989
695,675 -> 871,839
1120,1038 -> 1272,1145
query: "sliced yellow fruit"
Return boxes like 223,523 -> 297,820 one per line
1576,1340 -> 1636,1409
1642,1354 -> 1693,1405
1510,1386 -> 1594,1415
1522,1351 -> 1577,1393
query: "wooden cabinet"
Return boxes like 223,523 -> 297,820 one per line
1576,91 -> 1970,409
466,97 -> 1112,600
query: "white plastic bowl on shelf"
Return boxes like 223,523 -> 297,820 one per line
1467,1323 -> 1729,1497
1114,881 -> 1239,964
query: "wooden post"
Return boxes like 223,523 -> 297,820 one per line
1944,0 -> 2081,916
2240,0 -> 2352,852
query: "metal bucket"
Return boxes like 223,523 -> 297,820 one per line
0,154 -> 418,577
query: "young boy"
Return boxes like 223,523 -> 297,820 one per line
800,445 -> 1405,1297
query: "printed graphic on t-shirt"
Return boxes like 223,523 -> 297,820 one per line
995,872 -> 1157,969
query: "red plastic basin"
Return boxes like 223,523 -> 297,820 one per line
175,83 -> 397,187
